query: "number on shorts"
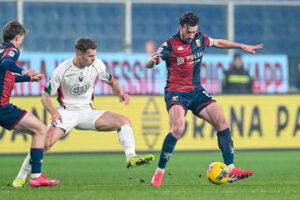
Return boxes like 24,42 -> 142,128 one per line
202,91 -> 211,97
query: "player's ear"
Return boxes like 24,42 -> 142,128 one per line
76,50 -> 83,58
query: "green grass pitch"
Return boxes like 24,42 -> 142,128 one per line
0,151 -> 300,200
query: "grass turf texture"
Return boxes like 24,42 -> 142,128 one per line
0,151 -> 299,200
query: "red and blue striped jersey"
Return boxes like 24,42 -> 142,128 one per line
0,42 -> 20,106
157,32 -> 213,92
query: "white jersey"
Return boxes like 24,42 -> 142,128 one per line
45,58 -> 111,109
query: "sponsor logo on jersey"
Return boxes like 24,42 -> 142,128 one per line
177,46 -> 184,51
70,83 -> 91,96
196,39 -> 201,47
177,57 -> 184,65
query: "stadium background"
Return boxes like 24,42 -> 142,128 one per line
0,0 -> 300,153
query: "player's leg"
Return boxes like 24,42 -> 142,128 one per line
13,112 -> 59,187
44,126 -> 66,152
14,125 -> 66,185
198,102 -> 253,182
151,105 -> 185,186
92,111 -> 154,168
198,102 -> 234,166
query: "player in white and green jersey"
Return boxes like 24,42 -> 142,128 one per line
12,38 -> 154,188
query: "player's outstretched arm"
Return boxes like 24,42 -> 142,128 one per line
107,77 -> 130,105
213,39 -> 263,53
146,54 -> 162,68
30,73 -> 44,82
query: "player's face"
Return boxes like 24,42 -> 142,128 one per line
179,24 -> 198,43
79,49 -> 96,67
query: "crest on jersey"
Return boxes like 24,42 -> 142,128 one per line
172,96 -> 178,101
195,39 -> 201,47
78,72 -> 84,82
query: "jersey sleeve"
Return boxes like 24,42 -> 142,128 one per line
203,33 -> 214,47
44,67 -> 62,96
155,41 -> 172,61
1,47 -> 19,62
95,59 -> 112,83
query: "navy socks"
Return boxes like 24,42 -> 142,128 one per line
217,129 -> 234,165
30,148 -> 43,174
158,133 -> 178,169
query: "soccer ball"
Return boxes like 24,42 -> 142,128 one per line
206,162 -> 229,185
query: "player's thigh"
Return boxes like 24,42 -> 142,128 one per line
94,111 -> 130,131
14,112 -> 47,135
53,108 -> 79,135
168,105 -> 186,138
189,88 -> 215,117
198,102 -> 228,131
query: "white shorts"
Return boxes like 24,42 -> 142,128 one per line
50,108 -> 106,135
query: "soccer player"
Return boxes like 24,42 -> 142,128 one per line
0,21 -> 59,187
145,12 -> 263,186
12,37 -> 154,187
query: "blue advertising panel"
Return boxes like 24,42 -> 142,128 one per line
14,53 -> 288,96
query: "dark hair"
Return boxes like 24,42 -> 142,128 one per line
75,37 -> 97,53
179,12 -> 199,26
2,21 -> 27,42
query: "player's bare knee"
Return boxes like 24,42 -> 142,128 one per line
172,121 -> 185,136
216,118 -> 229,130
120,115 -> 131,126
44,138 -> 55,152
32,126 -> 47,137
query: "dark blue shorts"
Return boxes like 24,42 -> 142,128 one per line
0,104 -> 27,130
165,88 -> 216,116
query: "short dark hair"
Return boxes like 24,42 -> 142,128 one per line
179,12 -> 200,27
75,37 -> 97,53
2,21 -> 27,42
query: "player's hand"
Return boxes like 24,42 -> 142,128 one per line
119,93 -> 130,105
22,69 -> 38,76
30,73 -> 44,82
151,54 -> 162,65
51,112 -> 63,127
241,44 -> 263,53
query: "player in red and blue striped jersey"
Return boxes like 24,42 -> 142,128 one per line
146,12 -> 263,186
0,21 -> 59,187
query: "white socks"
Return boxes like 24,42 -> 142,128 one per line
16,153 -> 31,180
227,164 -> 235,172
155,167 -> 165,174
31,173 -> 41,179
118,124 -> 136,160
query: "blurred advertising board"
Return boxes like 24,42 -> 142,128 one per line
1,95 -> 299,153
14,53 -> 288,96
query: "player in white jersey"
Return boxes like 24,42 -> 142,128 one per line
12,38 -> 154,187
